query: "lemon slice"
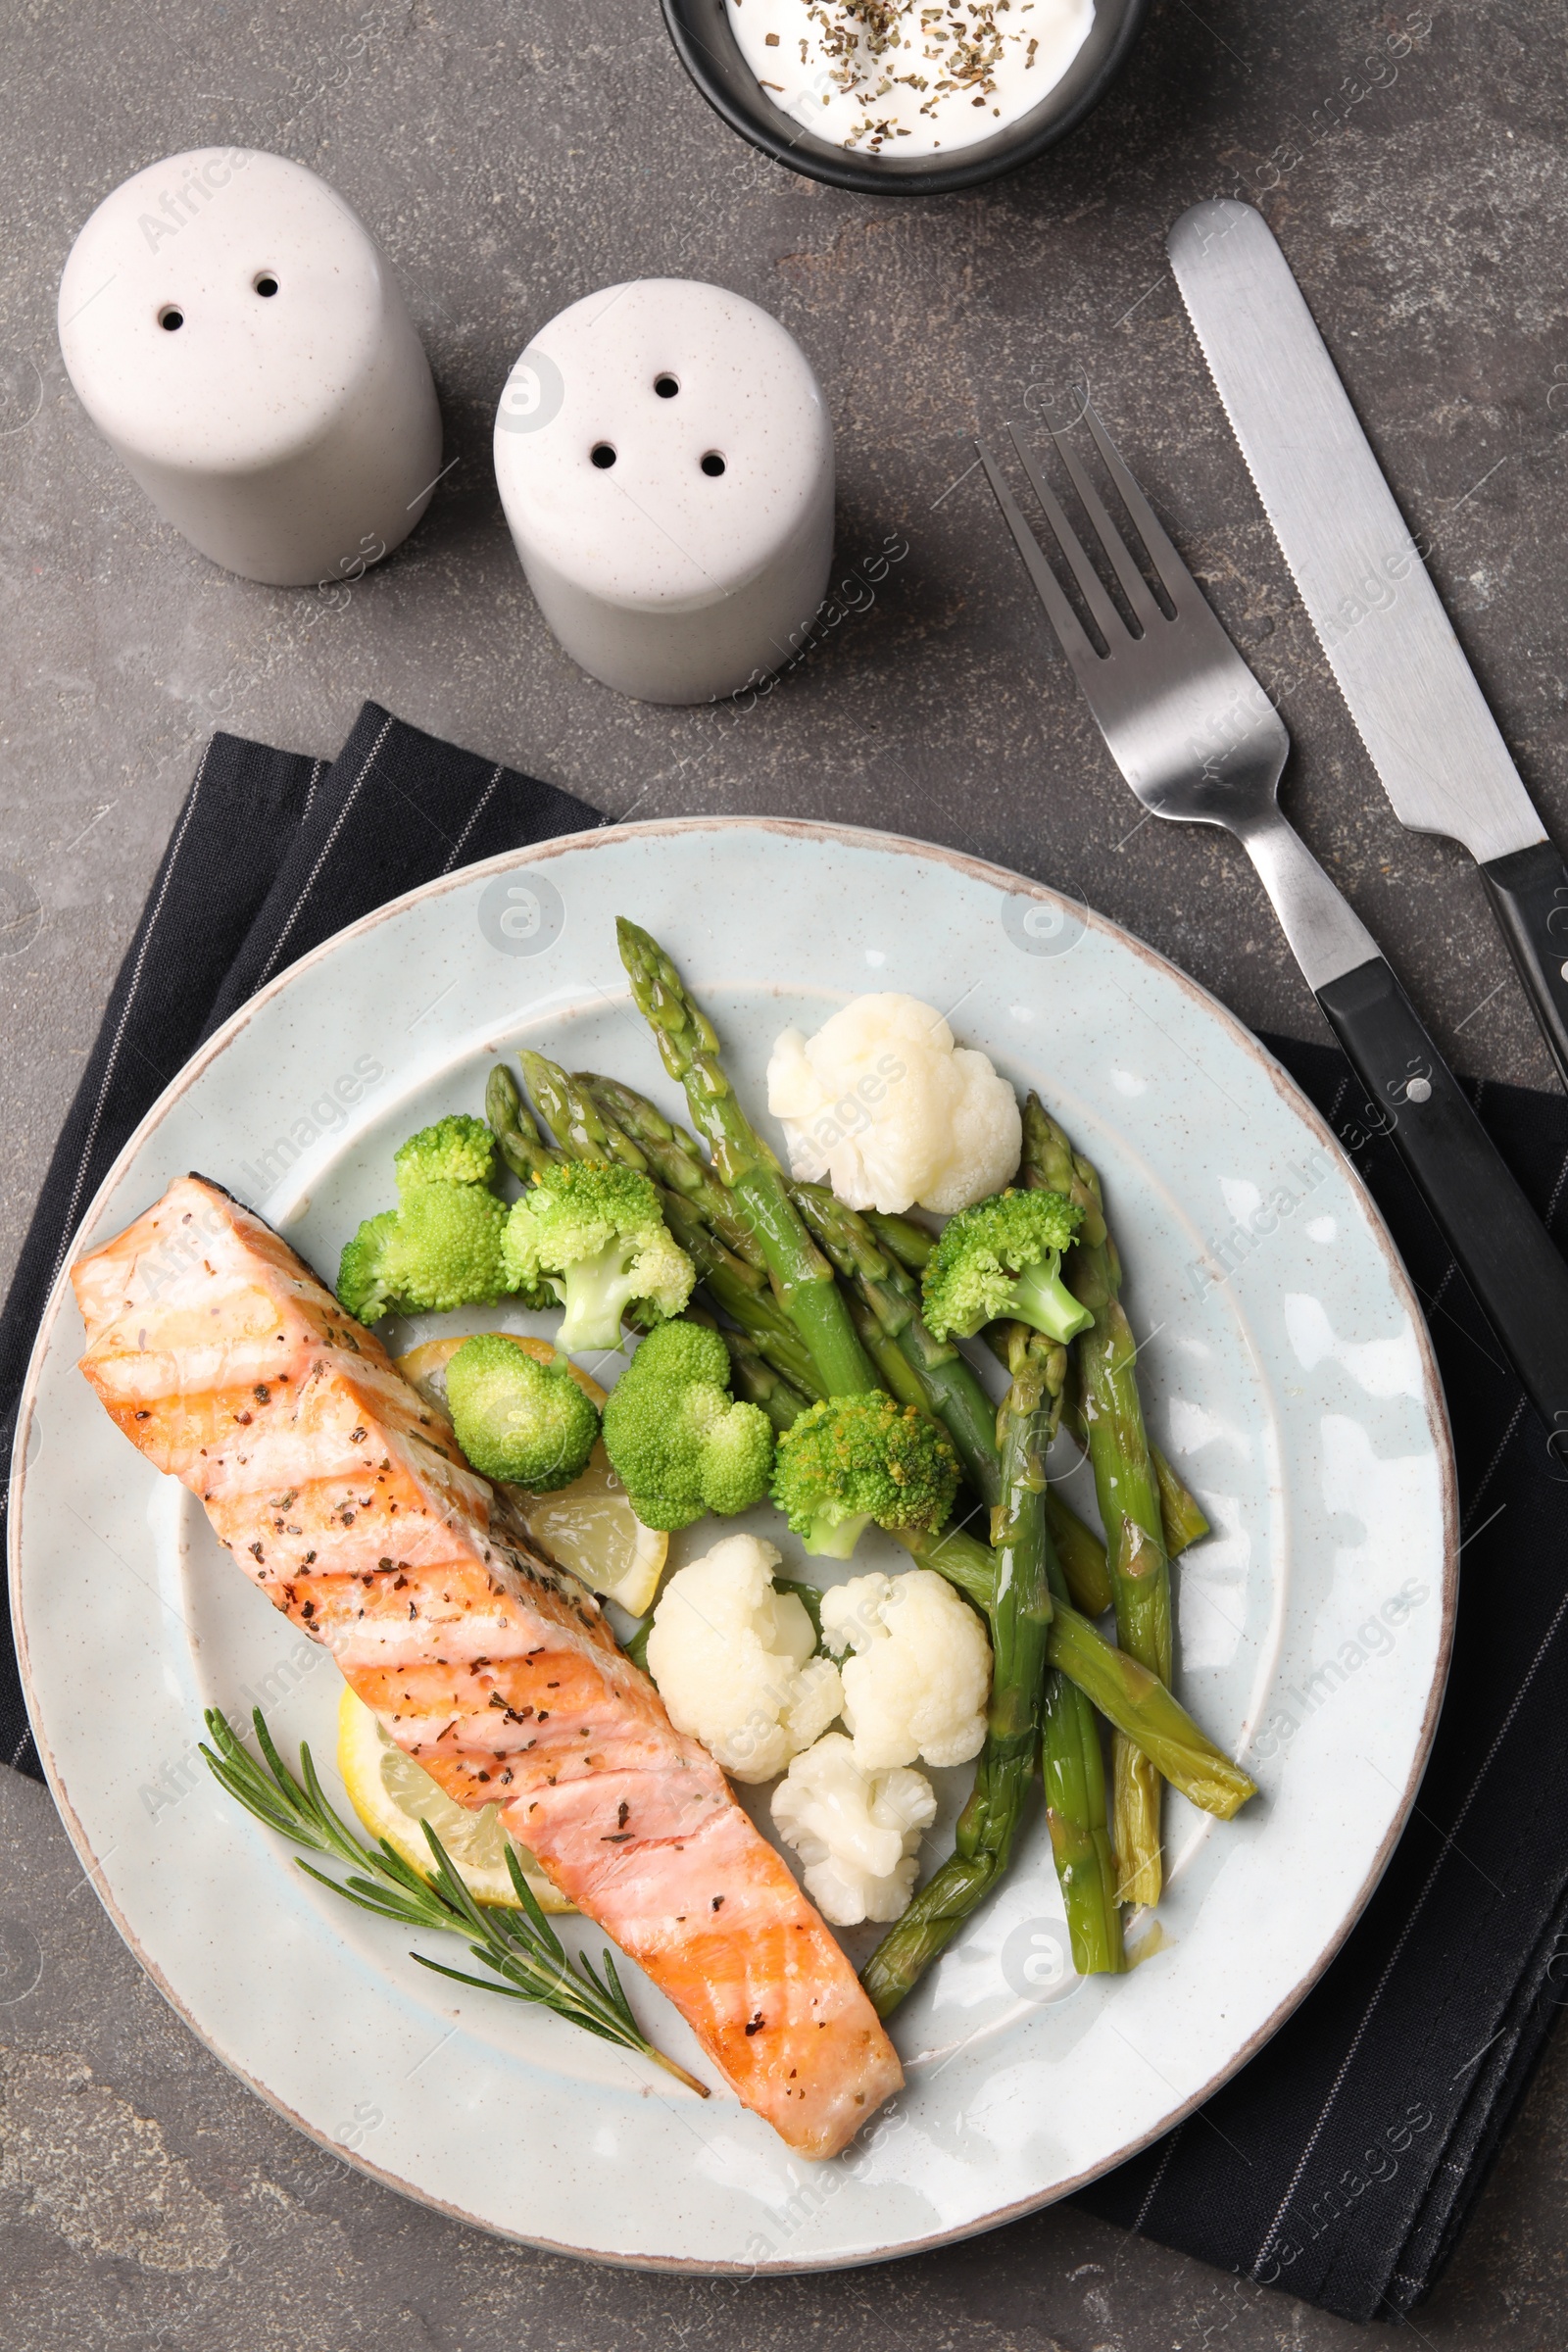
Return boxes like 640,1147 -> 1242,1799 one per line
396,1333 -> 666,1617
336,1683 -> 572,1914
515,1459 -> 666,1618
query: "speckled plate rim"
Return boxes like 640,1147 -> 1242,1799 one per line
9,815 -> 1459,2271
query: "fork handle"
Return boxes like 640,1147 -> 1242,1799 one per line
1316,954 -> 1568,1447
1480,840 -> 1568,1095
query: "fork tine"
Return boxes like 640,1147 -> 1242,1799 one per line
1004,423 -> 1128,648
1080,403 -> 1201,613
1047,420 -> 1167,630
974,437 -> 1098,671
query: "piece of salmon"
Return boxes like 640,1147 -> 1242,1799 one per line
73,1174 -> 902,2157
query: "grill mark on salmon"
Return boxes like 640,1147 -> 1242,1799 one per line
73,1175 -> 902,2155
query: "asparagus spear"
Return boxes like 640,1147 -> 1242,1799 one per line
1043,1488 -> 1114,1619
859,1317 -> 1128,1994
1060,1372 -> 1209,1558
1020,1093 -> 1170,1909
711,1321 -> 815,1434
975,1254 -> 1208,1562
581,1071 -> 766,1269
792,1180 -> 1003,1502
1046,1599 -> 1252,1817
481,1065 -> 568,1310
859,1320 -> 1057,2016
486,1062 -> 558,1183
1080,1261 -> 1169,1908
572,1074 -> 824,1399
893,1522 -> 1253,1820
658,1188 -> 826,1399
615,920 -> 881,1399
623,1617 -> 653,1672
1154,1456 -> 1211,1557
845,1289 -> 937,1416
520,1049 -> 652,1175
1001,1320 -> 1125,1979
862,1208 -> 936,1272
1042,1653 -> 1124,1977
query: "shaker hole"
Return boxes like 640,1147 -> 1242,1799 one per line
700,451 -> 726,477
591,443 -> 617,469
159,307 -> 184,332
654,374 -> 680,399
254,273 -> 279,297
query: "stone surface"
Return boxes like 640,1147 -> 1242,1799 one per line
0,1756 -> 1563,2351
2,0 -> 1564,2341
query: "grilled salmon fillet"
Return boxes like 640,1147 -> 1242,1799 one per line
74,1174 -> 902,2156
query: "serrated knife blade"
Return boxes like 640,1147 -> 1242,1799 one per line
1168,197 -> 1568,1089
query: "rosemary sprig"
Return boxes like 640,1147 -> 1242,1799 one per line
200,1707 -> 708,2096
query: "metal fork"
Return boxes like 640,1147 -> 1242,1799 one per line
981,408 -> 1568,1447
979,410 -> 1376,993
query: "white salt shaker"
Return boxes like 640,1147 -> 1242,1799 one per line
493,279 -> 834,706
58,149 -> 442,588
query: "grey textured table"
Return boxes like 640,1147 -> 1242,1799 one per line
2,0 -> 1564,2341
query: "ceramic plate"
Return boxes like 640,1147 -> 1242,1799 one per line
10,819 -> 1456,2270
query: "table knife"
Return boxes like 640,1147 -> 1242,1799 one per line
1167,197 -> 1568,1091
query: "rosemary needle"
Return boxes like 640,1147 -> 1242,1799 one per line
201,1707 -> 709,2096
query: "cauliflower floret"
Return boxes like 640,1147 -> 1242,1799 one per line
820,1569 -> 991,1770
771,1733 -> 937,1926
766,993 -> 1021,1216
644,1534 -> 843,1784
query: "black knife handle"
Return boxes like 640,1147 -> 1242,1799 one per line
1315,955 -> 1568,1450
1480,839 -> 1568,1093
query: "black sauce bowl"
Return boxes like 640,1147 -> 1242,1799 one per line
660,0 -> 1149,197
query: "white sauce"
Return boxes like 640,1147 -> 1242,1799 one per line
727,0 -> 1094,157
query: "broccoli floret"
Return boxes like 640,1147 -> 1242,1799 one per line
601,1319 -> 774,1531
770,1396 -> 960,1559
504,1161 -> 695,1354
380,1185 -> 510,1314
336,1209 -> 400,1324
921,1187 -> 1093,1345
700,1406 -> 779,1516
446,1334 -> 599,1492
334,1115 -> 516,1326
395,1113 -> 497,1191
